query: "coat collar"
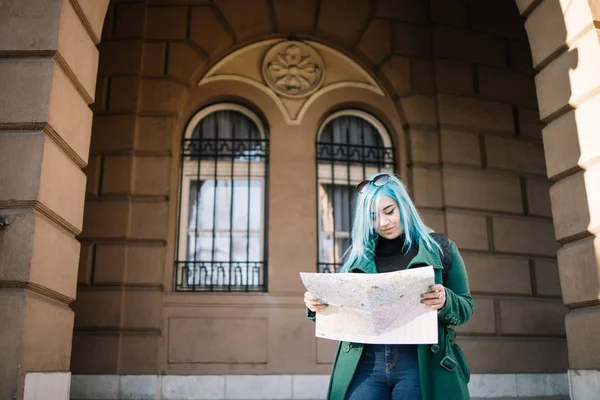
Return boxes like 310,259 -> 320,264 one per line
348,236 -> 443,274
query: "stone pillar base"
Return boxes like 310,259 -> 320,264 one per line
70,373 -> 569,399
569,369 -> 600,399
24,372 -> 71,400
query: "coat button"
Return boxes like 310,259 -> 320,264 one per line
430,344 -> 440,353
342,344 -> 350,352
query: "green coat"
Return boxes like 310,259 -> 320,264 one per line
308,237 -> 474,400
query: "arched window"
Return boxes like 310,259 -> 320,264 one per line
316,110 -> 395,273
175,104 -> 268,292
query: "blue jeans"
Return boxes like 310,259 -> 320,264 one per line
345,344 -> 421,400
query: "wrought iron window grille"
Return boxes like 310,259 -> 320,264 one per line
174,105 -> 269,292
316,111 -> 395,274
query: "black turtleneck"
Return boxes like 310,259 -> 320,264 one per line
374,234 -> 419,273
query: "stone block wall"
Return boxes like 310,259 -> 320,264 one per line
74,0 -> 567,376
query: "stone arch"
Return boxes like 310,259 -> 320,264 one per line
516,0 -> 600,395
59,0 -> 600,398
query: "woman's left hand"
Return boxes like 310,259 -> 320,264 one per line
421,284 -> 446,310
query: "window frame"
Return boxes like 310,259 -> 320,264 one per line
175,103 -> 269,292
315,109 -> 395,273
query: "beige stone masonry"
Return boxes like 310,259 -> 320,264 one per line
71,333 -> 120,374
146,6 -> 188,40
398,95 -> 438,127
430,0 -> 467,27
533,259 -> 562,297
81,200 -> 130,239
492,216 -> 559,256
409,130 -> 440,164
132,157 -> 171,196
485,136 -> 547,176
0,0 -> 62,51
72,290 -> 126,328
316,0 -> 370,45
98,40 -> 143,76
0,211 -> 80,299
420,210 -> 445,234
138,79 -> 186,113
550,164 -> 600,241
101,155 -> 133,195
118,333 -> 159,374
440,130 -> 481,166
273,0 -> 319,34
469,0 -> 527,41
446,211 -> 490,251
434,59 -> 475,95
411,59 -> 435,94
129,200 -> 169,240
167,42 -> 207,84
542,93 -> 600,179
92,76 -> 109,113
357,19 -> 391,66
391,22 -> 431,58
536,28 -> 600,120
83,156 -> 100,196
216,0 -> 273,42
108,76 -> 139,112
190,6 -> 234,59
455,297 -> 496,334
557,235 -> 600,306
478,66 -> 537,108
565,307 -> 600,369
518,107 -> 544,140
75,0 -> 111,41
461,253 -> 532,295
380,56 -> 412,97
411,167 -> 443,208
526,0 -> 597,68
509,41 -> 535,74
90,114 -> 137,154
374,0 -> 428,23
57,0 -> 100,101
142,42 -> 167,77
135,116 -> 174,153
525,178 -> 553,217
93,244 -> 127,284
459,338 -> 567,373
498,298 -> 568,336
443,167 -> 523,213
77,243 -> 93,286
113,2 -> 145,38
438,94 -> 514,134
433,25 -> 507,67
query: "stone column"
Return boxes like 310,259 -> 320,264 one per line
518,0 -> 600,397
0,0 -> 108,399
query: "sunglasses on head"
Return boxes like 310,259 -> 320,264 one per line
356,174 -> 391,193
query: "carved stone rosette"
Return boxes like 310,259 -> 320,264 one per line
262,41 -> 325,98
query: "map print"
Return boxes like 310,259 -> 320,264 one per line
300,267 -> 438,344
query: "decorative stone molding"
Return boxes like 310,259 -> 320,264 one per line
262,41 -> 325,98
198,39 -> 385,126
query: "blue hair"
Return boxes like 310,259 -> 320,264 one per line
340,174 -> 441,272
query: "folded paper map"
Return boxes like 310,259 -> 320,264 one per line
300,266 -> 437,344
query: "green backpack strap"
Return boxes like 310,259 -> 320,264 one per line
430,233 -> 452,284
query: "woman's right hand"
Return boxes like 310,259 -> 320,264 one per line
304,291 -> 327,313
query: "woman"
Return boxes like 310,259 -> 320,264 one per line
304,173 -> 473,400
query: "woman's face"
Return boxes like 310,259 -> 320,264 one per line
374,195 -> 403,239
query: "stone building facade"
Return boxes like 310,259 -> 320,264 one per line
0,0 -> 599,399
